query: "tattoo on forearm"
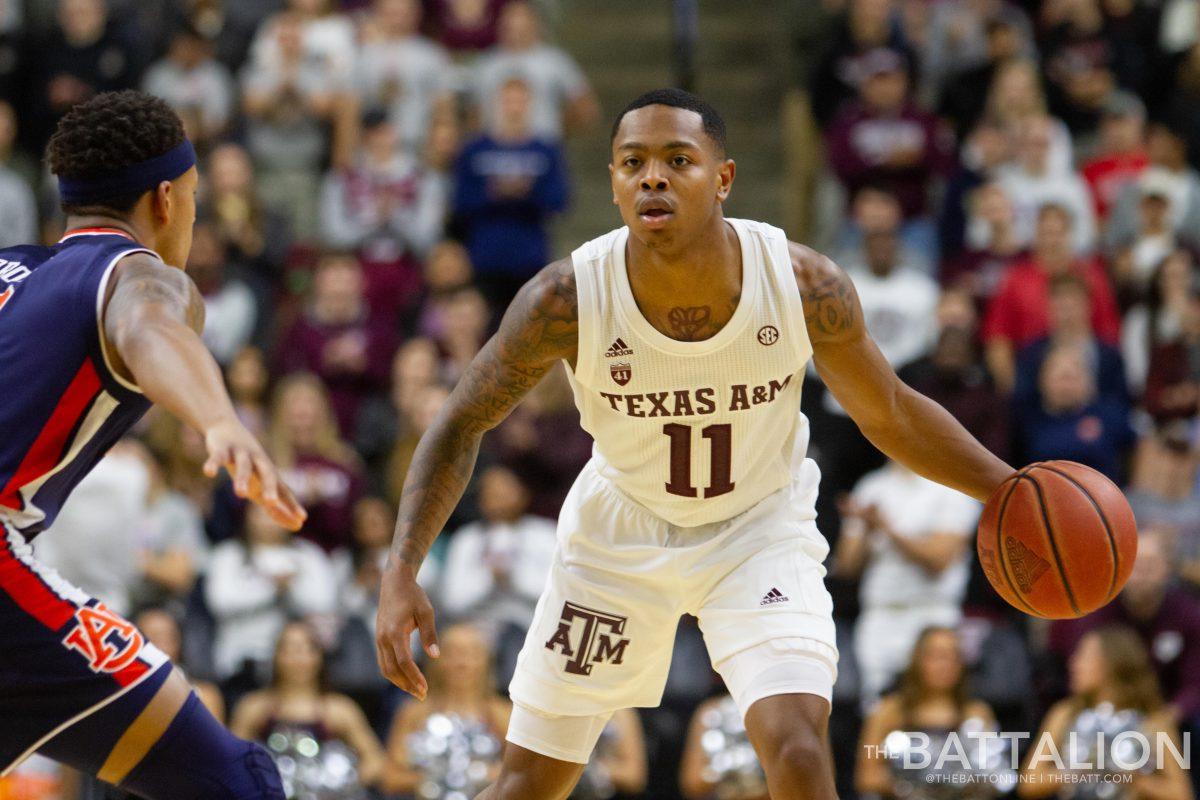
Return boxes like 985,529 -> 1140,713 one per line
392,260 -> 578,565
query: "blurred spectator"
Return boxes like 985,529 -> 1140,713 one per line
857,627 -> 995,795
438,465 -> 555,642
34,441 -> 147,617
836,189 -> 939,370
415,239 -> 475,339
455,76 -> 569,311
1081,91 -> 1148,223
266,373 -> 367,553
141,23 -> 235,151
1015,342 -> 1133,480
1126,441 -> 1200,587
1107,123 -> 1200,256
995,116 -> 1097,254
320,110 -> 445,318
809,0 -> 918,127
241,10 -> 354,234
355,337 -> 442,486
1022,626 -> 1191,800
679,693 -> 766,800
1122,250 -> 1198,396
0,104 -> 37,249
204,142 -> 294,281
1013,274 -> 1129,415
355,0 -> 455,150
938,122 -> 1015,264
470,0 -> 599,141
899,294 -> 1011,460
205,505 -> 337,686
834,461 -> 980,705
434,285 -> 490,381
333,496 -> 438,639
249,0 -> 357,83
1143,290 -> 1200,426
227,345 -> 272,439
944,181 -> 1024,301
982,204 -> 1120,394
981,59 -> 1074,173
230,620 -> 387,791
191,219 -> 258,366
426,0 -> 508,52
937,11 -> 1029,139
127,442 -> 208,613
825,47 -> 953,227
1112,175 -> 1180,306
31,0 -> 141,147
383,382 -> 449,506
1039,0 -> 1137,136
384,623 -> 509,796
278,254 -> 396,436
135,607 -> 224,721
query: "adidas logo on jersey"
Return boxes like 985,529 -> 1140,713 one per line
760,587 -> 789,606
605,338 -> 633,358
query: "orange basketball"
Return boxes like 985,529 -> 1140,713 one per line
976,461 -> 1138,619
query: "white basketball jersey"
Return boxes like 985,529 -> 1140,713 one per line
564,218 -> 818,527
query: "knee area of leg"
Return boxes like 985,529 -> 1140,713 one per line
221,741 -> 286,800
771,728 -> 827,771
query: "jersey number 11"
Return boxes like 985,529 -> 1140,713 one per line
662,423 -> 735,498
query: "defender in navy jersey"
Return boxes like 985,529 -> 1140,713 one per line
0,92 -> 304,798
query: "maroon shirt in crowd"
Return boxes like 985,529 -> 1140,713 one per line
825,100 -> 954,218
281,452 -> 367,554
277,313 -> 397,437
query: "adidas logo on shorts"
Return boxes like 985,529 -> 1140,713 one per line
760,587 -> 789,606
605,338 -> 633,357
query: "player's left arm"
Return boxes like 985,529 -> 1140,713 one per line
791,242 -> 1013,503
102,253 -> 305,529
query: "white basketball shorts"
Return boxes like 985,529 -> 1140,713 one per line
508,458 -> 839,728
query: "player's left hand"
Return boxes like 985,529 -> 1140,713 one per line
202,419 -> 308,531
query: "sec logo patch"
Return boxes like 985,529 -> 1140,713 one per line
757,325 -> 779,346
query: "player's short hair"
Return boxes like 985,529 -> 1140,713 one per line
611,88 -> 728,156
46,90 -> 186,216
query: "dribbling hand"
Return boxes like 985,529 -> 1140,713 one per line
376,560 -> 440,700
202,419 -> 307,531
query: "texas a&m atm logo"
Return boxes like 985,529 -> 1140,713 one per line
544,601 -> 631,676
62,603 -> 145,674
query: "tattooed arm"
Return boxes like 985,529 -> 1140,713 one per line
791,242 -> 1012,502
376,258 -> 578,697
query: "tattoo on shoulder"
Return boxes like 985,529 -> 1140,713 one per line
790,243 -> 859,342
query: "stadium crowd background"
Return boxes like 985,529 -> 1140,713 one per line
0,0 -> 1198,798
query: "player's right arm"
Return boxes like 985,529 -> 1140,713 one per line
102,252 -> 306,530
376,258 -> 578,698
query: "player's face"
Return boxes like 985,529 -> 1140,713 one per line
160,166 -> 198,269
610,105 -> 734,252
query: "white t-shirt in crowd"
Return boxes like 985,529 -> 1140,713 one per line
355,35 -> 457,147
471,44 -> 589,140
848,463 -> 980,610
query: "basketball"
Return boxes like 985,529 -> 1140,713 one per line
976,461 -> 1138,619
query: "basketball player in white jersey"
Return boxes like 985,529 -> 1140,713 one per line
375,89 -> 1014,799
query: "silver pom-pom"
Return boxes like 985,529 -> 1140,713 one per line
407,713 -> 502,799
263,725 -> 368,799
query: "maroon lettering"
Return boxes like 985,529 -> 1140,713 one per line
768,375 -> 792,401
728,385 -> 750,411
625,394 -> 646,418
752,385 -> 769,404
663,423 -> 697,496
599,392 -> 622,411
645,391 -> 671,417
672,390 -> 694,417
695,388 -> 716,415
702,424 -> 735,497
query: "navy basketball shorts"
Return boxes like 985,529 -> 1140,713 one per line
0,522 -> 168,774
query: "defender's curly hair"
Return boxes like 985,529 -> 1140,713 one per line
46,90 -> 186,216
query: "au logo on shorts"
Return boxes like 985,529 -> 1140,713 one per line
544,601 -> 630,676
62,603 -> 144,675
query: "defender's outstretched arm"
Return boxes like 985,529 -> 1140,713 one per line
376,258 -> 578,698
103,252 -> 306,529
790,243 -> 1013,503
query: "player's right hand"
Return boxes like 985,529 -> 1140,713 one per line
376,560 -> 440,700
202,419 -> 308,531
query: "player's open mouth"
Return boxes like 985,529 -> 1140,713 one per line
638,207 -> 673,228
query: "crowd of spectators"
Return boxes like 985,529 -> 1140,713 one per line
1,0 -> 1199,798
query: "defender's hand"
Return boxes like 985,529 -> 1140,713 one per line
202,420 -> 307,531
376,561 -> 440,699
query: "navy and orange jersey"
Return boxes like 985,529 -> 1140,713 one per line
0,228 -> 155,538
